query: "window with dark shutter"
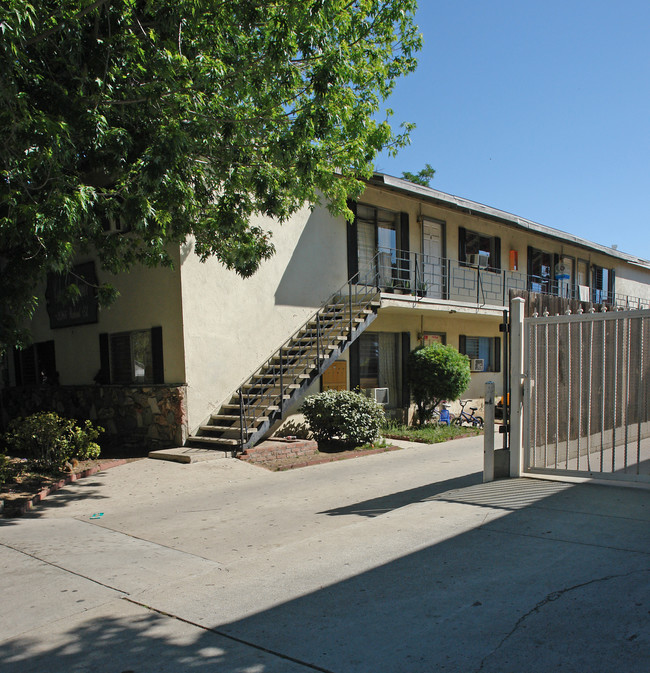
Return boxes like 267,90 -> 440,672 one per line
12,340 -> 57,385
110,333 -> 133,384
458,335 -> 500,373
105,328 -> 161,384
459,228 -> 501,270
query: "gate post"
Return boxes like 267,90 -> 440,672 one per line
510,297 -> 525,477
484,381 -> 495,482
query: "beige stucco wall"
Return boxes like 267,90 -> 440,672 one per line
368,306 -> 503,399
613,264 -> 650,303
358,184 -> 650,304
19,250 -> 186,386
179,205 -> 348,431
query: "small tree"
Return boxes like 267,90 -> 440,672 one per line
407,344 -> 471,425
401,163 -> 436,187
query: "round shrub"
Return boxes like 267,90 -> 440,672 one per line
301,389 -> 385,447
407,343 -> 471,425
4,412 -> 103,470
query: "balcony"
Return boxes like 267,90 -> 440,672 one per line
365,249 -> 650,311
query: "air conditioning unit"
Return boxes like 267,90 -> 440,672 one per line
467,252 -> 489,268
363,387 -> 390,405
470,358 -> 485,372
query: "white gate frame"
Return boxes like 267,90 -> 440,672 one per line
510,298 -> 650,484
509,298 -> 525,477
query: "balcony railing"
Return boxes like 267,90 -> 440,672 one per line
365,248 -> 650,311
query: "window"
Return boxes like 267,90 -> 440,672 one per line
459,228 -> 501,270
355,332 -> 406,408
592,265 -> 614,304
350,203 -> 409,290
527,247 -> 553,293
45,261 -> 99,328
555,255 -> 575,298
528,249 -> 577,297
99,327 -> 164,384
459,335 -> 500,373
357,204 -> 401,286
13,341 -> 57,385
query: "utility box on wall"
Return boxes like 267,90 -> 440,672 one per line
322,360 -> 347,391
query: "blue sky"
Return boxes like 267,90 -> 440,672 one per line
376,0 -> 650,261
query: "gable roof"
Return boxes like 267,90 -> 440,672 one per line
370,173 -> 650,270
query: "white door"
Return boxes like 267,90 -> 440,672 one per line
422,219 -> 444,298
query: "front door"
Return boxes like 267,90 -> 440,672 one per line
422,219 -> 444,298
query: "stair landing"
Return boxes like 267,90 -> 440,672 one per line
148,447 -> 230,463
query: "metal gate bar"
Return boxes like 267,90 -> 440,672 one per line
521,307 -> 650,485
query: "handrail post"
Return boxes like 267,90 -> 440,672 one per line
317,313 -> 322,370
447,258 -> 451,300
348,281 -> 353,340
279,347 -> 283,414
238,386 -> 245,450
414,252 -> 419,296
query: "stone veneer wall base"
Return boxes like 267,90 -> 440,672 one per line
1,384 -> 188,450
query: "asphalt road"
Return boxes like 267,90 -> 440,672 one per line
1,434 -> 649,672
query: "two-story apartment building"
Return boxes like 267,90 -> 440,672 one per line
3,173 -> 650,452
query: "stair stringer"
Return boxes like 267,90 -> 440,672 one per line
242,308 -> 379,451
187,273 -> 384,455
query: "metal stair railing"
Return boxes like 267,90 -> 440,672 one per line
231,254 -> 383,451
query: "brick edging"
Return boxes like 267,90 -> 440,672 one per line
3,459 -> 127,518
243,444 -> 401,471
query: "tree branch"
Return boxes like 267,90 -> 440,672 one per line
24,0 -> 110,47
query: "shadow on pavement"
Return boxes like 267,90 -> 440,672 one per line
319,471 -> 483,517
1,479 -> 649,672
0,479 -> 109,525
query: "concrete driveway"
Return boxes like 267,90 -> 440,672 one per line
1,434 -> 649,672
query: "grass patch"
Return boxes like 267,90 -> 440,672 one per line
383,422 -> 481,444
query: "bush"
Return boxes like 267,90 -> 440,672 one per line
0,452 -> 12,485
407,344 -> 471,426
4,412 -> 103,470
301,390 -> 385,447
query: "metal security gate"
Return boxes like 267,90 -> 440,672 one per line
522,308 -> 650,485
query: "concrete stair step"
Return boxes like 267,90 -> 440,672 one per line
211,414 -> 267,423
256,372 -> 312,380
189,436 -> 240,446
242,382 -> 300,390
199,425 -> 256,433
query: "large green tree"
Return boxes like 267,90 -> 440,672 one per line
0,0 -> 421,349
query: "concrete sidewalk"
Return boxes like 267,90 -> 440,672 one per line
1,434 -> 648,672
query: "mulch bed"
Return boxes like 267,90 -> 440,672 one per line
1,457 -> 138,518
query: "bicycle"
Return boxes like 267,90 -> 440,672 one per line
453,400 -> 484,428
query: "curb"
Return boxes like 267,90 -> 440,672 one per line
2,459 -> 128,518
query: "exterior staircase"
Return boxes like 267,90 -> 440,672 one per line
187,267 -> 382,456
